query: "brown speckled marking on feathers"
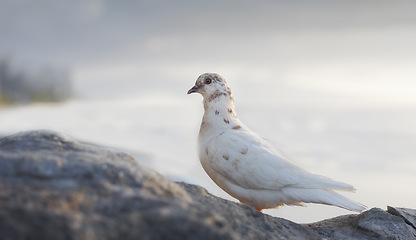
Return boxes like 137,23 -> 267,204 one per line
226,87 -> 232,96
232,125 -> 241,130
211,74 -> 224,84
240,148 -> 248,155
208,90 -> 229,102
232,159 -> 240,172
224,119 -> 230,124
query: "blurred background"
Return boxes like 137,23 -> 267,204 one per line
1,0 -> 415,223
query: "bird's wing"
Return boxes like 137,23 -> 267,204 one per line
203,129 -> 354,191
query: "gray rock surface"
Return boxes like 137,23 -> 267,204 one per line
0,130 -> 415,240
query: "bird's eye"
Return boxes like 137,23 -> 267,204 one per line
205,78 -> 212,84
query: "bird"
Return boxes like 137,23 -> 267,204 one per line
187,73 -> 365,212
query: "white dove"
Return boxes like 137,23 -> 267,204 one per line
187,73 -> 365,212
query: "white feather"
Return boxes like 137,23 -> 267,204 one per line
189,73 -> 365,212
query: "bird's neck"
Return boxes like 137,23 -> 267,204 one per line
199,95 -> 243,140
202,95 -> 238,124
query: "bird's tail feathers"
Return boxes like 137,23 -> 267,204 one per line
300,174 -> 356,192
283,188 -> 366,212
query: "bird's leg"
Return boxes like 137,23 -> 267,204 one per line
255,207 -> 264,213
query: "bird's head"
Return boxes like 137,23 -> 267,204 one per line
187,73 -> 232,102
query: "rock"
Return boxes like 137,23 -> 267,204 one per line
309,207 -> 416,239
387,206 -> 416,230
0,130 -> 415,240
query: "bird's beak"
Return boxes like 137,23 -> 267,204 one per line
187,85 -> 199,94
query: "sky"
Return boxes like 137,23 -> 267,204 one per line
1,0 -> 416,223
1,0 -> 415,101
1,1 -> 415,78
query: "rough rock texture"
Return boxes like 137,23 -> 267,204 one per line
309,208 -> 416,239
0,130 -> 415,240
